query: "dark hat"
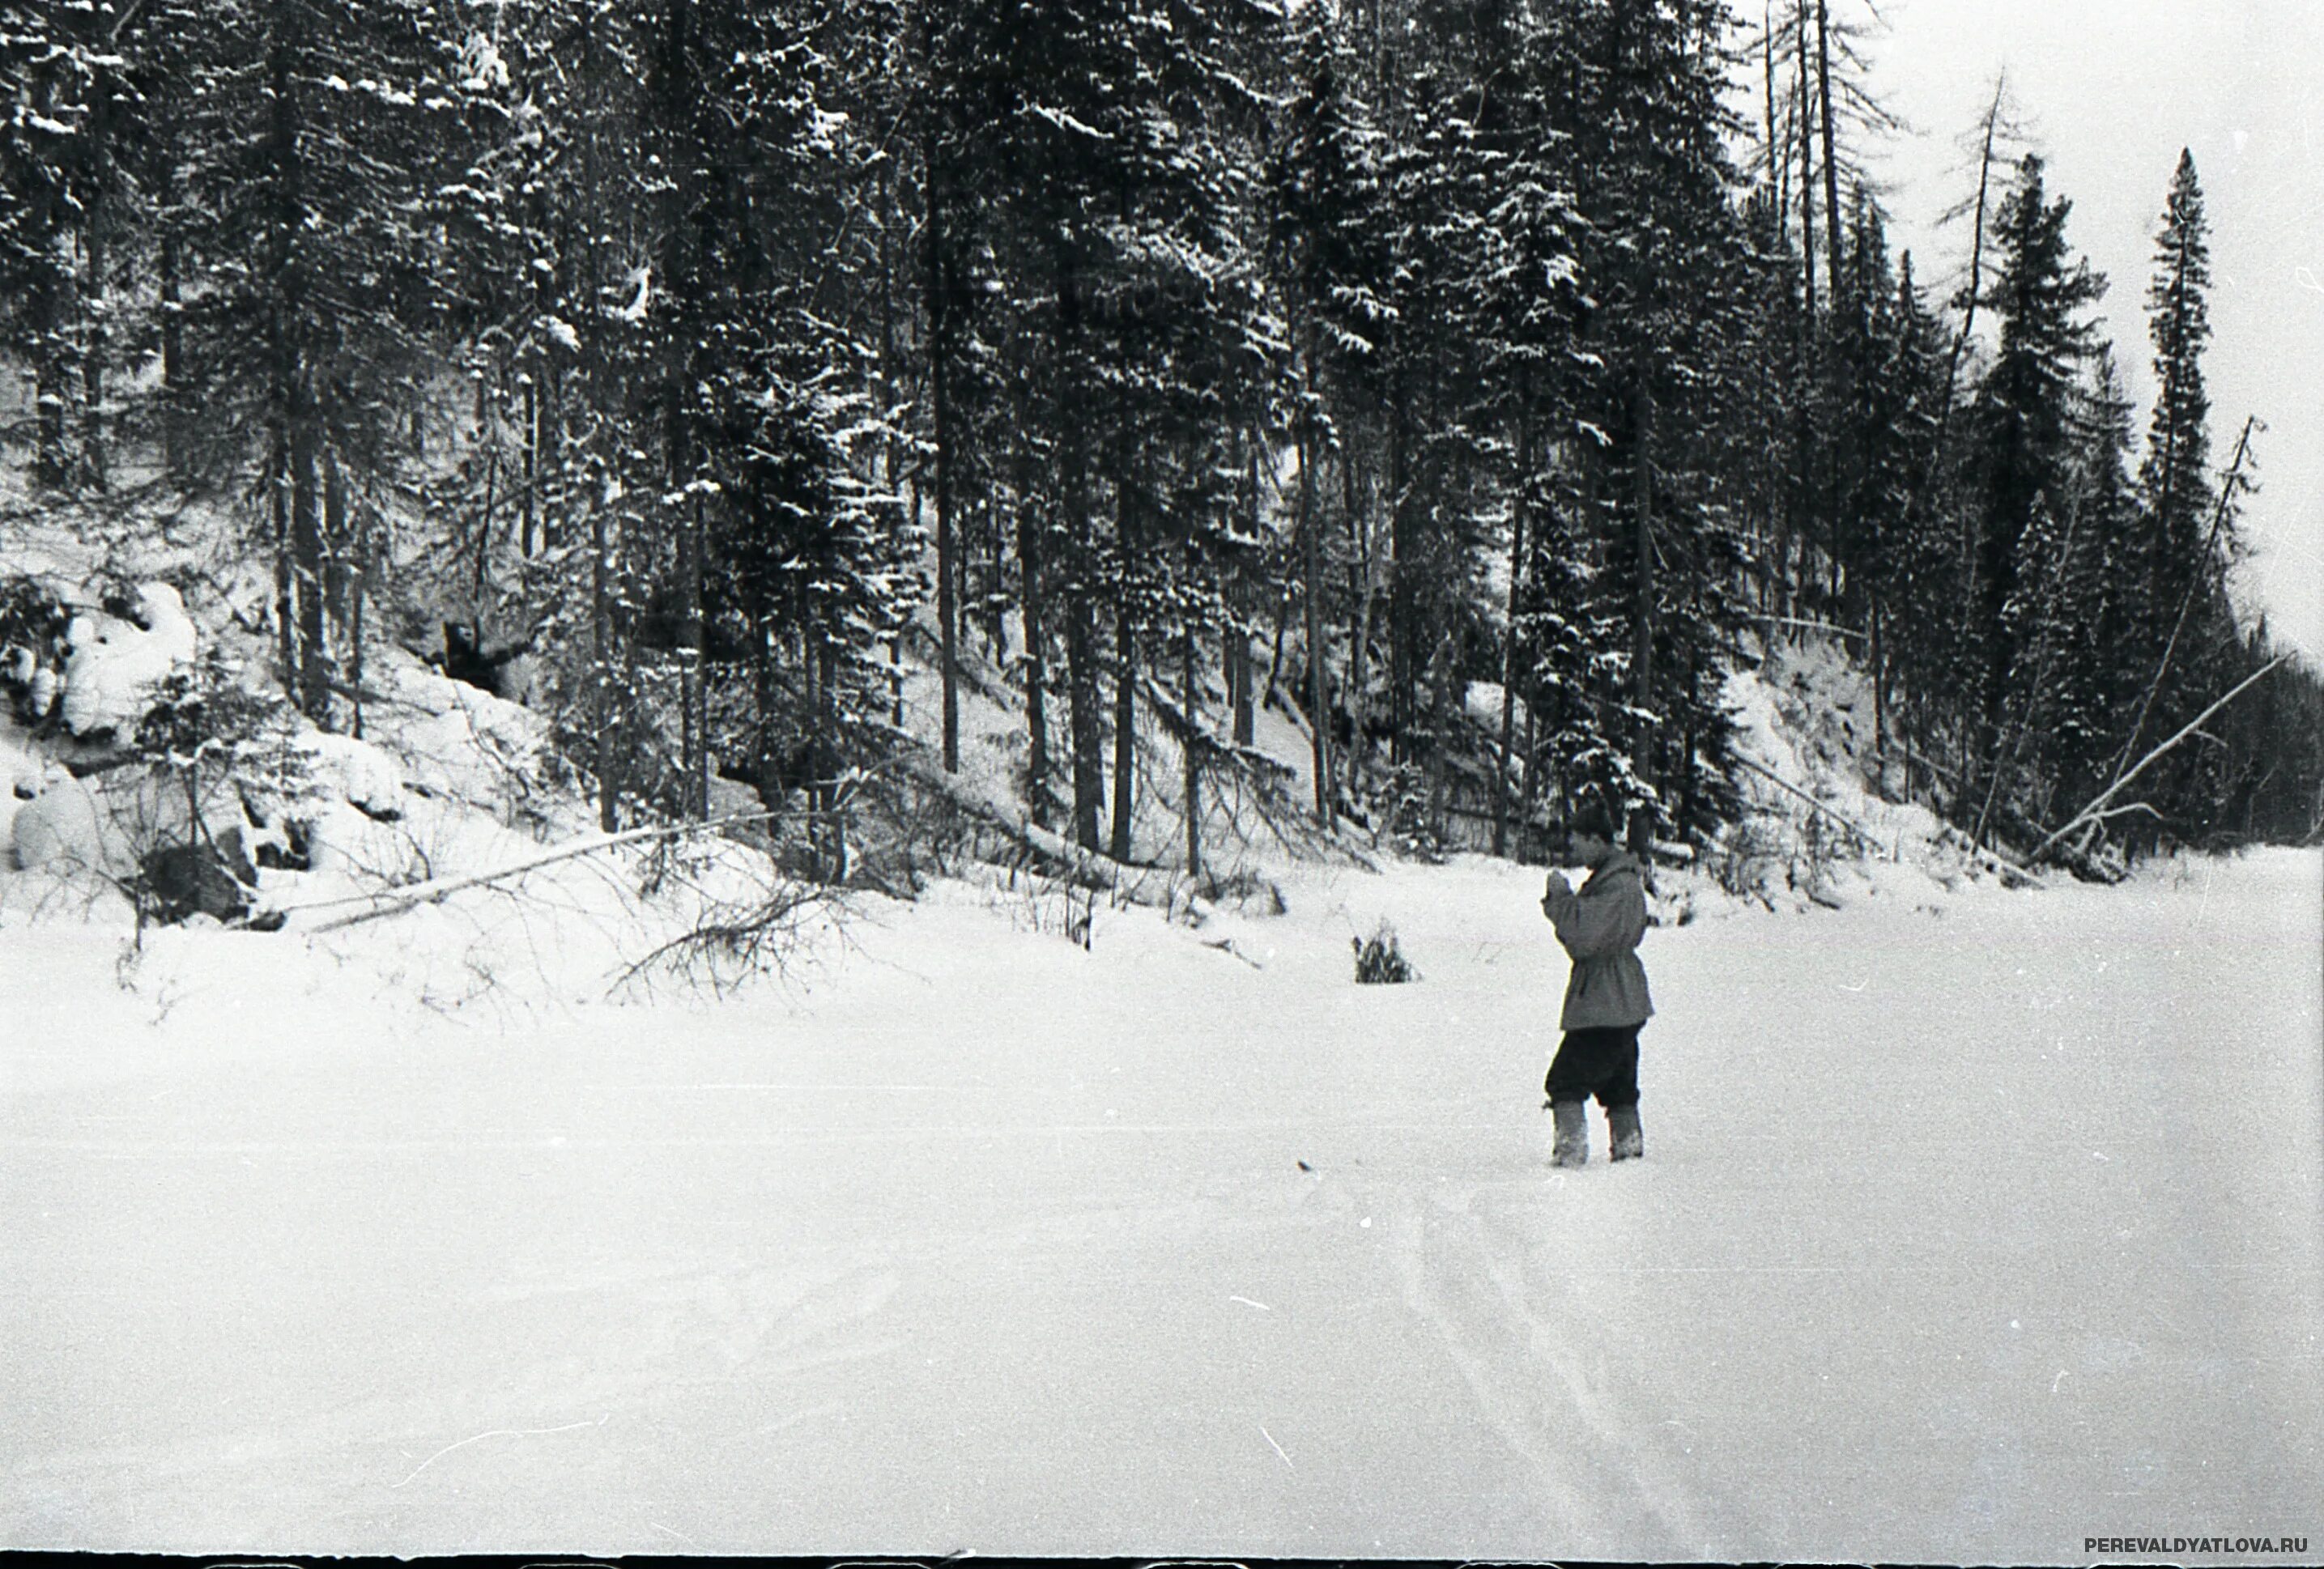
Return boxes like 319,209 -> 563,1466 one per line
1563,799 -> 1619,842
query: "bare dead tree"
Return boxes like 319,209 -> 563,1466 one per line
2034,653 -> 2291,863
2106,414 -> 2260,785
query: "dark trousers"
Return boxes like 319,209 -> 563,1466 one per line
1545,1025 -> 1641,1109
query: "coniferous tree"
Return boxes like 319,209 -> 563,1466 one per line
2136,149 -> 2215,662
0,2 -> 87,488
2056,351 -> 2147,813
1270,0 -> 1393,827
168,0 -> 455,722
926,0 -> 1264,857
1559,0 -> 1754,847
1471,26 -> 1586,853
1831,209 -> 1946,772
0,0 -> 160,489
2117,148 -> 2243,844
1960,153 -> 2105,832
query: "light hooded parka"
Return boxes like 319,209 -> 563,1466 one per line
1543,848 -> 1654,1030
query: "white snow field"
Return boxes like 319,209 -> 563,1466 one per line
2,845 -> 2319,1561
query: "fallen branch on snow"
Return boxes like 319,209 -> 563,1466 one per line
1732,755 -> 1892,858
900,752 -> 1180,906
1736,754 -> 2046,886
259,809 -> 785,933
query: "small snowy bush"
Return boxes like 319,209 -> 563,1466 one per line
134,653 -> 314,813
1351,921 -> 1415,984
123,653 -> 314,924
1709,816 -> 1781,899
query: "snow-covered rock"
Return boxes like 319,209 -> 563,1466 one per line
60,582 -> 198,738
300,732 -> 407,820
7,763 -> 114,874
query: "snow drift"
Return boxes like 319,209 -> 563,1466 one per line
2,840 -> 2316,1560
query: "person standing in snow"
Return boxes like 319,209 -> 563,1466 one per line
1539,800 -> 1654,1167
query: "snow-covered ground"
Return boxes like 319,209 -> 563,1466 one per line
4,840 -> 2318,1560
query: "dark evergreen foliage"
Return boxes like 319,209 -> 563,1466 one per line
3,0 -> 2317,872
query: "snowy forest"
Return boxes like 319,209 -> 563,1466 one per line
3,0 -> 2322,912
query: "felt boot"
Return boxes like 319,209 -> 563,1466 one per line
1607,1103 -> 1644,1162
1550,1099 -> 1590,1168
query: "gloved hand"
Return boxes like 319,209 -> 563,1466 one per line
1542,870 -> 1570,912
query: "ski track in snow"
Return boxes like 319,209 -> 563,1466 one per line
1,848 -> 2318,1558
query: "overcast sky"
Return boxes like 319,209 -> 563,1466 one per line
1850,0 -> 2322,664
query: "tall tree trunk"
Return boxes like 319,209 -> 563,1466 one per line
542,364 -> 564,551
1870,594 -> 1887,791
1815,0 -> 1844,304
879,163 -> 905,730
290,397 -> 328,722
1495,400 -> 1533,857
1815,0 -> 1847,604
159,206 -> 185,483
1795,2 -> 1818,319
1266,580 -> 1293,700
1233,433 -> 1261,746
1630,366 -> 1656,848
1109,479 -> 1139,861
79,49 -> 119,488
799,623 -> 819,820
591,486 -> 618,831
1341,444 -> 1372,772
24,66 -> 70,489
521,376 -> 538,556
684,494 -> 707,818
472,444 -> 497,625
1425,628 -> 1451,838
271,432 -> 292,688
348,541 -> 366,742
33,234 -> 78,487
926,127 -> 960,774
666,380 -> 703,818
815,640 -> 840,878
264,19 -> 310,711
1019,474 -> 1052,829
1110,600 -> 1136,861
1764,2 -> 1785,229
1909,74 -> 2004,549
1067,593 -> 1104,853
80,201 -> 108,490
324,445 -> 348,639
1300,421 -> 1334,829
1055,234 -> 1102,850
1937,87 -> 2006,812
1228,629 -> 1251,748
1183,628 -> 1202,881
1386,381 -> 1411,761
753,617 -> 777,807
1521,695 -> 1540,848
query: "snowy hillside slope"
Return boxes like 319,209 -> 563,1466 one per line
1716,634 -> 2034,908
0,493 -> 847,1004
7,458 -> 2020,983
